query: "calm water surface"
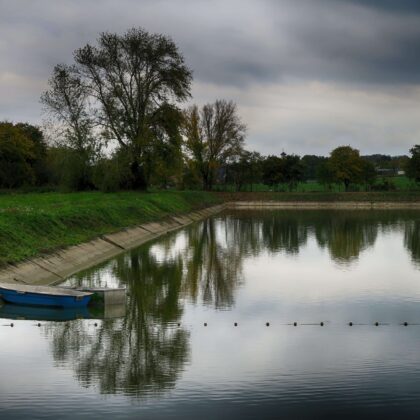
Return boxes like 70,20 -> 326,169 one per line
1,210 -> 420,419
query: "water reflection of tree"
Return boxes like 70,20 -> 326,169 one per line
314,214 -> 378,265
227,210 -> 420,266
44,216 -> 245,397
404,220 -> 420,266
181,217 -> 244,309
226,210 -> 380,264
44,210 -> 420,397
45,249 -> 190,398
261,214 -> 307,254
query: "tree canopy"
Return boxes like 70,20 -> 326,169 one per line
261,153 -> 304,191
327,146 -> 364,191
183,100 -> 246,190
406,145 -> 420,183
0,122 -> 48,188
42,27 -> 193,190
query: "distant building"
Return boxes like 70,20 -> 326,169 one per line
375,168 -> 405,177
376,168 -> 395,176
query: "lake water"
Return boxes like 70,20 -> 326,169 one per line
1,210 -> 420,419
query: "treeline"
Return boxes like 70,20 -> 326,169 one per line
1,120 -> 419,192
1,27 -> 420,192
224,146 -> 419,192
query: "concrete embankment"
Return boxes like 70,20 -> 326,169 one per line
227,201 -> 420,209
0,204 -> 226,286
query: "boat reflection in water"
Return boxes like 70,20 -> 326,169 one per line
0,300 -> 126,321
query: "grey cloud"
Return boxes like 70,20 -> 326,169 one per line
2,0 -> 420,88
341,0 -> 420,14
1,0 -> 420,155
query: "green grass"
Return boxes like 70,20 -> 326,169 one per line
0,191 -> 221,267
391,176 -> 418,190
213,176 -> 420,193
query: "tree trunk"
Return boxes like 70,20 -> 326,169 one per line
203,172 -> 213,190
203,179 -> 213,191
130,160 -> 148,190
344,179 -> 350,192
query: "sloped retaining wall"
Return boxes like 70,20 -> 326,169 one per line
227,201 -> 420,209
0,204 -> 226,286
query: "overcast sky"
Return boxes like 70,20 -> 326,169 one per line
1,0 -> 420,155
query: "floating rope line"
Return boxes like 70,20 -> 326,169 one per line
3,321 -> 420,328
191,321 -> 415,327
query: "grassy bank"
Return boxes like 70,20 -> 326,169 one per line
0,191 -> 221,267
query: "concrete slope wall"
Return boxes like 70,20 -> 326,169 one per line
227,201 -> 420,209
0,204 -> 226,287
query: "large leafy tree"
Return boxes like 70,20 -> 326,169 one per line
328,146 -> 365,191
0,122 -> 35,188
360,159 -> 377,190
282,153 -> 305,191
261,155 -> 284,188
261,153 -> 305,191
227,150 -> 263,191
301,155 -> 327,181
42,27 -> 192,190
41,64 -> 97,190
15,123 -> 49,185
41,64 -> 94,154
406,145 -> 420,183
183,100 -> 246,190
316,160 -> 335,189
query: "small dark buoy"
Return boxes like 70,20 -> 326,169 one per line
177,323 -> 181,327
375,322 -> 379,326
349,322 -> 353,326
204,322 -> 207,327
293,322 -> 297,327
234,322 -> 238,327
404,322 -> 408,327
266,322 -> 270,327
10,323 -> 14,328
94,322 -> 98,327
37,323 -> 41,327
320,322 -> 324,326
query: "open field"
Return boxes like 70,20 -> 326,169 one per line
213,176 -> 419,193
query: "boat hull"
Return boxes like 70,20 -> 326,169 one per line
0,288 -> 91,308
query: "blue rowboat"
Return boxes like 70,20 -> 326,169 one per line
0,283 -> 92,308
